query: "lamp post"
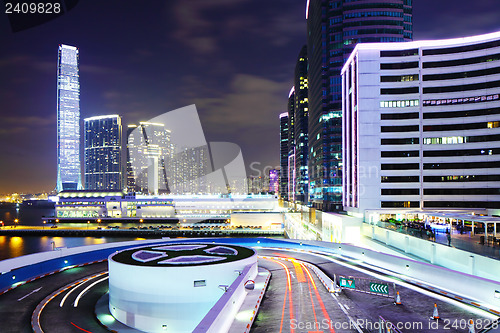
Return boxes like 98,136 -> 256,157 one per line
0,221 -> 3,228
43,221 -> 46,229
87,221 -> 90,230
14,219 -> 19,228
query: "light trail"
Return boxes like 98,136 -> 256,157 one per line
73,276 -> 108,307
301,262 -> 336,333
60,273 -> 106,307
270,259 -> 295,333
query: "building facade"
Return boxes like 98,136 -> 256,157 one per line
342,31 -> 500,216
306,0 -> 413,211
56,44 -> 82,192
127,122 -> 171,195
269,169 -> 279,193
293,45 -> 309,204
279,112 -> 289,198
84,115 -> 123,190
287,88 -> 296,202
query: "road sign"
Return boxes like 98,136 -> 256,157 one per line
370,282 -> 389,295
339,277 -> 355,289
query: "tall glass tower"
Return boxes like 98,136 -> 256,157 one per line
293,45 -> 309,204
279,112 -> 289,199
56,44 -> 82,192
84,115 -> 123,190
306,0 -> 413,211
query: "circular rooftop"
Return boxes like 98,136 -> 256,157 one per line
110,243 -> 255,267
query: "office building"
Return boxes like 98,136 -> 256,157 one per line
287,88 -> 296,202
127,122 -> 171,195
56,44 -> 82,191
342,31 -> 500,217
279,112 -> 289,198
306,0 -> 413,211
269,169 -> 279,193
293,46 -> 309,204
84,115 -> 123,190
247,175 -> 270,194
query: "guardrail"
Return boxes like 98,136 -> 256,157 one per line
0,228 -> 284,238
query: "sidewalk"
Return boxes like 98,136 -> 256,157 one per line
435,229 -> 500,260
378,223 -> 500,260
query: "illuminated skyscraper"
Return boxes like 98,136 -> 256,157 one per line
127,122 -> 171,195
56,44 -> 82,192
279,112 -> 289,198
287,88 -> 296,202
84,115 -> 123,190
269,169 -> 279,193
293,46 -> 309,204
306,0 -> 413,211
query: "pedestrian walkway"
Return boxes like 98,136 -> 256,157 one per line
376,222 -> 500,260
435,229 -> 500,260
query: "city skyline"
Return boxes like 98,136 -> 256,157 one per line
1,0 -> 500,194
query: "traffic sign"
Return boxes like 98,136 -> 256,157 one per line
339,277 -> 355,289
370,282 -> 389,294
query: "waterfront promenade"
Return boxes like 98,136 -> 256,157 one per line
0,225 -> 284,238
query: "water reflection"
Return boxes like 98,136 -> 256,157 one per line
0,236 -> 139,261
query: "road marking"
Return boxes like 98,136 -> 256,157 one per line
60,273 -> 103,307
331,294 -> 363,333
17,287 -> 42,301
344,304 -> 350,310
70,322 -> 93,333
74,276 -> 109,307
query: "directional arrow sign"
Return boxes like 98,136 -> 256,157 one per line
17,287 -> 42,301
339,277 -> 355,289
369,282 -> 389,295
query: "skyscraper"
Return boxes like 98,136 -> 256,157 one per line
127,122 -> 171,195
342,31 -> 500,214
287,88 -> 296,202
84,115 -> 123,190
293,46 -> 309,204
56,44 -> 82,192
279,112 -> 289,198
269,169 -> 279,193
306,0 -> 413,211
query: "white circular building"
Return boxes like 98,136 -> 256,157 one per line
108,243 -> 257,332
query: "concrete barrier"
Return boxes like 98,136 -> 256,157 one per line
282,239 -> 500,314
193,263 -> 257,333
0,239 -> 170,294
363,224 -> 500,282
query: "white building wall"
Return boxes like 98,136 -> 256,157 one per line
342,31 -> 500,216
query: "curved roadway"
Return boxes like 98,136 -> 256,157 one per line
0,244 -> 497,333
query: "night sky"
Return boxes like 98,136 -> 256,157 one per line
0,0 -> 499,194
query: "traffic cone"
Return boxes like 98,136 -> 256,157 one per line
431,303 -> 440,319
394,291 -> 402,305
468,319 -> 475,333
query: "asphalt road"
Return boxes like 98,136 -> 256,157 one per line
0,248 -> 497,333
0,262 -> 107,333
254,249 -> 495,333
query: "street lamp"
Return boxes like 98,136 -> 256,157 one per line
87,221 -> 90,230
14,219 -> 19,228
43,221 -> 46,229
0,221 -> 3,228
